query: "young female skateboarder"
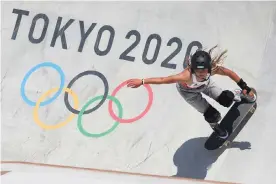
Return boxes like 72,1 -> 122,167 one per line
126,46 -> 256,139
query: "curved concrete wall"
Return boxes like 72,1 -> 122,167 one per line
1,1 -> 276,184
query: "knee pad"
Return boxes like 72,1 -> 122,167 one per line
217,90 -> 234,107
203,105 -> 221,124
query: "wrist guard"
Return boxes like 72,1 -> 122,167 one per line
237,78 -> 251,94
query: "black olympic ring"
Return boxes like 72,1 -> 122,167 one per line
64,70 -> 109,114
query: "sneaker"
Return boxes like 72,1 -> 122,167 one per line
213,125 -> 229,139
232,89 -> 256,103
232,89 -> 242,102
217,128 -> 229,139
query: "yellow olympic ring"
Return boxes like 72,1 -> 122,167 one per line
33,87 -> 79,130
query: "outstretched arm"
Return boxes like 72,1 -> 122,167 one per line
143,73 -> 186,84
127,71 -> 189,88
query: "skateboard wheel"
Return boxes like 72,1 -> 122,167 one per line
249,107 -> 255,113
224,141 -> 230,146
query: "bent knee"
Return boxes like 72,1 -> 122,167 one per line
217,90 -> 234,107
203,105 -> 221,123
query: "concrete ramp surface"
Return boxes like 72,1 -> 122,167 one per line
1,1 -> 276,184
1,161 -> 235,184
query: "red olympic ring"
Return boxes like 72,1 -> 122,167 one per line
108,80 -> 153,123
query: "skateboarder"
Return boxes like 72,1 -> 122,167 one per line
126,46 -> 256,139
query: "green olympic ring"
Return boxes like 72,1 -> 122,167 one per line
77,95 -> 123,137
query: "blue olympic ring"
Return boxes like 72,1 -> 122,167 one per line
20,62 -> 65,106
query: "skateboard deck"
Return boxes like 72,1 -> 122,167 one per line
204,88 -> 257,150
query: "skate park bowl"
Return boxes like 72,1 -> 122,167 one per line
1,1 -> 276,184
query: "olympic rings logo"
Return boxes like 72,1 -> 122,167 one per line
20,62 -> 153,137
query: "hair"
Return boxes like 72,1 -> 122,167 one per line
185,44 -> 228,73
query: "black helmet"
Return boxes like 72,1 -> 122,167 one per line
190,50 -> 212,73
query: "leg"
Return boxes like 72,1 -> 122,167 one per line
203,79 -> 235,108
202,79 -> 224,102
176,85 -> 210,114
204,104 -> 228,139
202,80 -> 238,138
176,84 -> 227,138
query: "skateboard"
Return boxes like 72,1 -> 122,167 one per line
204,88 -> 257,150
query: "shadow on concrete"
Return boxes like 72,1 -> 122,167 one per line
172,137 -> 251,180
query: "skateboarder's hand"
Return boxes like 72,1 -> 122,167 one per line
242,89 -> 254,97
127,79 -> 142,88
